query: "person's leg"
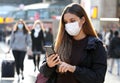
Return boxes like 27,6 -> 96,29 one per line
12,50 -> 20,81
12,50 -> 20,75
109,58 -> 114,73
116,59 -> 120,75
33,54 -> 36,71
37,54 -> 41,70
19,51 -> 26,80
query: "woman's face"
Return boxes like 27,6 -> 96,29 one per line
63,13 -> 85,38
35,23 -> 40,28
17,21 -> 24,30
64,13 -> 81,24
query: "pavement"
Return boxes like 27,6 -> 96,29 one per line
0,42 -> 43,83
0,42 -> 120,83
104,59 -> 120,83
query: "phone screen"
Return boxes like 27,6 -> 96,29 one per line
44,45 -> 55,56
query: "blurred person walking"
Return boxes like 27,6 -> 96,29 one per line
31,20 -> 45,72
104,29 -> 113,49
8,19 -> 32,81
44,28 -> 53,45
108,31 -> 120,76
39,3 -> 107,83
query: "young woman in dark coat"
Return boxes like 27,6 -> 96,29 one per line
31,20 -> 45,71
40,3 -> 107,83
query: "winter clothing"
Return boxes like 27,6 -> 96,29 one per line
40,36 -> 107,83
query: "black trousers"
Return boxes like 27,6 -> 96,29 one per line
12,50 -> 26,75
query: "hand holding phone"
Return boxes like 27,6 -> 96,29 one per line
44,45 -> 56,56
46,54 -> 60,68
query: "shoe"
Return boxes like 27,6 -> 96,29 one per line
21,72 -> 24,80
108,70 -> 112,74
22,76 -> 24,80
34,67 -> 36,72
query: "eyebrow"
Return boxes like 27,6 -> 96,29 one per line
64,18 -> 76,22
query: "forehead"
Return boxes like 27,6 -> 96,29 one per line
63,13 -> 79,21
36,23 -> 40,24
18,21 -> 23,24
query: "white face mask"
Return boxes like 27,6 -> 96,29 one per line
18,24 -> 23,30
65,21 -> 82,36
35,24 -> 41,31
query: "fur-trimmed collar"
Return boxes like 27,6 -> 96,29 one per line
86,36 -> 102,50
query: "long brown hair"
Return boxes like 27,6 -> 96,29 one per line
13,19 -> 30,34
55,3 -> 97,63
32,20 -> 45,31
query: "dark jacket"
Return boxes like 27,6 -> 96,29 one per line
31,29 -> 45,53
108,36 -> 120,58
40,36 -> 107,83
44,31 -> 53,45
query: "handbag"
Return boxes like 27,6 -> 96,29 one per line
35,71 -> 57,83
27,49 -> 33,59
35,73 -> 49,83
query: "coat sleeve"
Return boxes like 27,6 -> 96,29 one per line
73,42 -> 107,83
9,31 -> 15,49
26,33 -> 32,49
40,62 -> 56,78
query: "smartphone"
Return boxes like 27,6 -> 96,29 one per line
44,45 -> 56,56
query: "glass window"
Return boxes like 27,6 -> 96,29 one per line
39,9 -> 50,19
13,11 -> 25,20
27,10 -> 37,20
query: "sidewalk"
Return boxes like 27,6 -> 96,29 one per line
0,58 -> 39,83
0,51 -> 43,83
105,71 -> 120,83
0,42 -> 40,83
0,42 -> 120,83
104,59 -> 120,83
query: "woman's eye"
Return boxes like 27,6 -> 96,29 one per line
64,21 -> 67,24
71,20 -> 76,23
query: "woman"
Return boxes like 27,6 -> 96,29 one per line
8,19 -> 32,81
40,3 -> 107,83
31,20 -> 45,72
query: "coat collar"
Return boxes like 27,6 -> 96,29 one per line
86,36 -> 102,50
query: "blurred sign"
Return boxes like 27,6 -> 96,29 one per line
34,12 -> 40,21
0,17 -> 4,24
5,17 -> 14,23
91,6 -> 98,19
0,17 -> 14,24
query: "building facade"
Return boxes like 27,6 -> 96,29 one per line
91,0 -> 119,32
0,0 -> 42,5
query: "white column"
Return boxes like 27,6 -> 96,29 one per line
81,0 -> 91,18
